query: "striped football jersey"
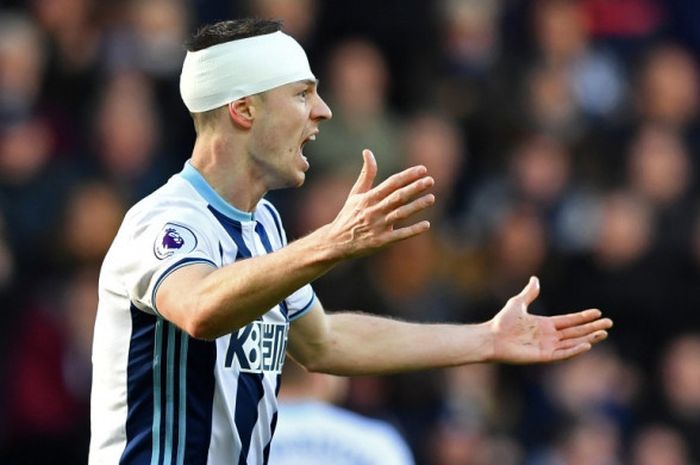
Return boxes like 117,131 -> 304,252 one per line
89,161 -> 316,465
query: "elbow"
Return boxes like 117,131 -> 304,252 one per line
184,319 -> 218,341
182,300 -> 222,341
296,357 -> 324,373
291,342 -> 335,374
181,297 -> 250,341
300,356 -> 345,375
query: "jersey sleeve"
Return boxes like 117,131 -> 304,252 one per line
120,206 -> 219,315
285,286 -> 317,321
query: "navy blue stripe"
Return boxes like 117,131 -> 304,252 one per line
278,300 -> 289,319
261,411 -> 278,465
274,374 -> 282,397
183,335 -> 216,465
208,206 -> 252,259
254,222 -> 274,254
262,374 -> 283,465
236,373 -> 266,465
120,305 -> 159,465
262,203 -> 283,244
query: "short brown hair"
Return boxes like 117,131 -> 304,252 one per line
186,18 -> 282,52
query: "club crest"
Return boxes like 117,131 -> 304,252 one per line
154,223 -> 198,259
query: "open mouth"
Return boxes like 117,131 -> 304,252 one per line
301,133 -> 317,150
299,132 -> 318,170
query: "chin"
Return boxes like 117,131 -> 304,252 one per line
292,172 -> 306,188
274,172 -> 305,190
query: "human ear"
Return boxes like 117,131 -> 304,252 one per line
227,97 -> 255,129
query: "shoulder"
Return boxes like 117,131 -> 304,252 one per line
108,176 -> 221,263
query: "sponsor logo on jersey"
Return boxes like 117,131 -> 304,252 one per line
154,223 -> 198,259
225,321 -> 288,374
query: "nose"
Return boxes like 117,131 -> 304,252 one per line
312,94 -> 333,121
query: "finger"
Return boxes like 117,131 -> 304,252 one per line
368,165 -> 428,202
516,276 -> 540,306
378,176 -> 434,213
386,220 -> 431,243
552,342 -> 592,361
558,318 -> 614,340
589,329 -> 608,345
349,149 -> 377,195
385,194 -> 435,224
552,309 -> 605,330
558,330 -> 608,349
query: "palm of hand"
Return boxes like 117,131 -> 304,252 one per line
489,277 -> 612,364
327,149 -> 434,259
491,301 -> 563,363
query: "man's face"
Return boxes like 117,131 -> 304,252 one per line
248,79 -> 332,189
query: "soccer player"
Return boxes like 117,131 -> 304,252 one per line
88,18 -> 613,465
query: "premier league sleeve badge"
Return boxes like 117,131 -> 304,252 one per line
153,223 -> 198,259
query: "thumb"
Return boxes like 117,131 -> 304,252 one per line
517,276 -> 540,306
349,149 -> 377,195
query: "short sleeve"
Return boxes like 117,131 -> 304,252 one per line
285,285 -> 317,321
119,208 -> 219,315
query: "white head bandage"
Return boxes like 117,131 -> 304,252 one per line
179,31 -> 315,113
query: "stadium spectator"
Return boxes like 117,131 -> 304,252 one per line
270,359 -> 415,465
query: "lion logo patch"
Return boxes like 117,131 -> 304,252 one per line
154,223 -> 198,259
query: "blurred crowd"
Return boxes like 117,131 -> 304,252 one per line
1,0 -> 699,464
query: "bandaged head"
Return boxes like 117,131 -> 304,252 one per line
179,31 -> 315,113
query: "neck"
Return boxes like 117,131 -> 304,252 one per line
190,131 -> 267,213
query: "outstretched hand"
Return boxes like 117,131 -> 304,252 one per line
489,277 -> 612,363
325,149 -> 435,258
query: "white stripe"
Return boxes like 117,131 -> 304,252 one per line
207,339 -> 242,464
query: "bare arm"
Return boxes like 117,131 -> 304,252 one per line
288,277 -> 613,375
156,150 -> 435,339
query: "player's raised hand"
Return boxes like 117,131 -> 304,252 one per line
326,149 -> 435,258
488,276 -> 613,364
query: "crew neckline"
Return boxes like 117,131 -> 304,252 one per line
179,161 -> 255,222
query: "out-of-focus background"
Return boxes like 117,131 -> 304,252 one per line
0,0 -> 699,464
